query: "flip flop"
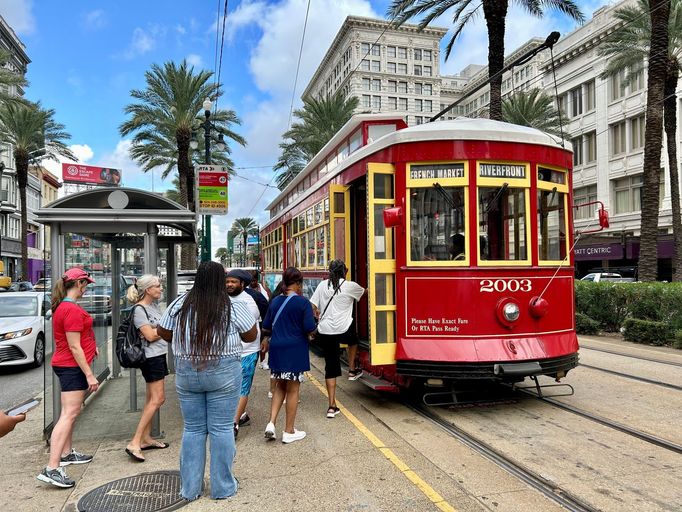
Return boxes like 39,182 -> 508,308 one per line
141,442 -> 170,451
125,448 -> 145,462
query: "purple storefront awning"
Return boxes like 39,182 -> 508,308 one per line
574,243 -> 624,261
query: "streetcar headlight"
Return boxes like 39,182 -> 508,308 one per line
502,303 -> 520,322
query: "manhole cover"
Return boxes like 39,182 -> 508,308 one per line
77,470 -> 186,512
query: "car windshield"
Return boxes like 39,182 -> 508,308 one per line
0,296 -> 38,317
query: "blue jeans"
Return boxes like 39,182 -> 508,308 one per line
175,357 -> 242,500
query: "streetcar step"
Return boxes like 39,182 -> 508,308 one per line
357,372 -> 399,393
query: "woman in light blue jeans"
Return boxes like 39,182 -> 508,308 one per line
158,262 -> 257,500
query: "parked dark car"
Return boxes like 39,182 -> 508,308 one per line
5,281 -> 34,292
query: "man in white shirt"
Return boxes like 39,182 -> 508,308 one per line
310,260 -> 366,419
226,270 -> 261,438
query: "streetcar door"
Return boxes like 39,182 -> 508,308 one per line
367,163 -> 397,366
329,184 -> 351,271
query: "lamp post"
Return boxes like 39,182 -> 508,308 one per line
191,98 -> 226,263
0,162 -> 5,269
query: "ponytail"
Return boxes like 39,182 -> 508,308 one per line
126,284 -> 141,304
327,259 -> 347,291
51,278 -> 77,312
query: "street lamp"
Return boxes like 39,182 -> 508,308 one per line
0,161 -> 5,269
196,98 -> 226,263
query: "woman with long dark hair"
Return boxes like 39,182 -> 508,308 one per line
158,262 -> 256,501
37,268 -> 98,488
261,267 -> 316,444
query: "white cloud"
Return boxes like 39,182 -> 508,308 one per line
124,26 -> 160,59
70,144 -> 94,162
0,0 -> 36,34
83,9 -> 106,30
225,0 -> 267,42
95,139 -> 169,192
186,53 -> 203,67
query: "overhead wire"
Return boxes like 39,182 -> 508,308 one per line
214,0 -> 229,112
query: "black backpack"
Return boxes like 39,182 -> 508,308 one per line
115,304 -> 149,369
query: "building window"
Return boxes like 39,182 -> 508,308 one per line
414,65 -> 422,76
574,185 -> 598,220
558,94 -> 567,116
585,131 -> 597,163
415,116 -> 423,125
424,83 -> 432,95
398,97 -> 408,110
414,49 -> 422,60
372,95 -> 381,109
609,69 -> 626,101
630,115 -> 645,150
387,80 -> 397,93
372,45 -> 380,56
387,46 -> 396,58
572,136 -> 583,166
362,94 -> 371,108
362,78 -> 371,91
398,81 -> 408,93
585,80 -> 595,111
398,63 -> 407,74
613,175 -> 643,214
423,50 -> 432,62
387,62 -> 396,73
388,96 -> 397,110
371,60 -> 380,72
415,99 -> 423,112
414,82 -> 422,95
371,79 -> 381,92
423,66 -> 432,77
424,99 -> 432,113
570,86 -> 582,117
361,59 -> 370,71
398,47 -> 407,59
610,121 -> 627,156
630,69 -> 644,92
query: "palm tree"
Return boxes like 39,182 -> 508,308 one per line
598,0 -> 682,280
0,48 -> 27,107
215,247 -> 229,266
164,175 -> 182,204
274,92 -> 359,189
230,217 -> 258,266
120,60 -> 246,268
501,88 -> 563,137
387,1 -> 584,121
0,101 -> 75,278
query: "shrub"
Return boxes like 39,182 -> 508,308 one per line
574,281 -> 630,332
622,318 -> 673,346
673,330 -> 682,350
575,312 -> 599,335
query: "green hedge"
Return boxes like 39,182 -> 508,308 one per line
575,281 -> 682,348
575,312 -> 600,335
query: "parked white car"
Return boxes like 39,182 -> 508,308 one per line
0,292 -> 51,368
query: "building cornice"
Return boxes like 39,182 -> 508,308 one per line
0,15 -> 30,69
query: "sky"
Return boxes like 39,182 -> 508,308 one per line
0,0 -> 609,257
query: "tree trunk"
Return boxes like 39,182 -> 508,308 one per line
176,129 -> 196,270
243,232 -> 247,266
483,0 -> 508,121
664,66 -> 682,281
15,151 -> 29,280
639,0 -> 670,281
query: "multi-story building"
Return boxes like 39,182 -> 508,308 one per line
303,16 -> 447,126
0,14 -> 30,281
28,166 -> 61,280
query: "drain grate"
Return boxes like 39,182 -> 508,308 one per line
77,470 -> 187,512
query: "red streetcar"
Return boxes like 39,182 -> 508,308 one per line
261,114 -> 581,400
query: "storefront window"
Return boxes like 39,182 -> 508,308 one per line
478,187 -> 527,261
409,186 -> 466,261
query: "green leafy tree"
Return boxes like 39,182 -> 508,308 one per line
0,101 -> 75,278
230,217 -> 258,266
120,60 -> 246,268
215,247 -> 229,266
387,0 -> 584,121
501,88 -> 563,137
598,0 -> 682,280
164,175 -> 182,204
275,92 -> 359,189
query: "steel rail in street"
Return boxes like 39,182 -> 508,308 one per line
579,363 -> 682,391
580,346 -> 682,367
407,401 -> 599,512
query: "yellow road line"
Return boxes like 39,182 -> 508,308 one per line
306,372 -> 458,512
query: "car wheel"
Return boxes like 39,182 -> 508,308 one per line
31,334 -> 45,368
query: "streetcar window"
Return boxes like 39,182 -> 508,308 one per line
316,226 -> 326,267
478,187 -> 527,261
538,190 -> 567,261
368,124 -> 396,143
349,129 -> 362,153
409,186 -> 466,262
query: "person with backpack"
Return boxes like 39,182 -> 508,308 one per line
37,268 -> 98,489
310,260 -> 367,419
124,275 -> 169,462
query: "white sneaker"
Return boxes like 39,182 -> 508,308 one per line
264,422 -> 276,439
260,362 -> 270,370
267,391 -> 273,399
282,429 -> 306,444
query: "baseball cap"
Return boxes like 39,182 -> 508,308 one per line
63,268 -> 95,283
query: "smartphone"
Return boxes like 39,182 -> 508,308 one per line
5,398 -> 41,416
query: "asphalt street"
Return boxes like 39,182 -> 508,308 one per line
0,363 -> 44,411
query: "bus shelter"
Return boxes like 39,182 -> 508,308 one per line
34,187 -> 196,437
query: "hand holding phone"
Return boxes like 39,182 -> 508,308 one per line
6,398 -> 40,416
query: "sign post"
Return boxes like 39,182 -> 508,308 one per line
196,165 -> 229,262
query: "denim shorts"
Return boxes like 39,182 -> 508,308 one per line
53,366 -> 88,392
140,354 -> 169,383
240,352 -> 259,397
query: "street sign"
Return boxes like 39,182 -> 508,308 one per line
196,165 -> 228,215
247,235 -> 259,246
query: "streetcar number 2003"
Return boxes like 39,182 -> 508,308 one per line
479,279 -> 532,293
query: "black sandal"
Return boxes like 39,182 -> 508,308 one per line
125,448 -> 145,462
326,406 -> 340,418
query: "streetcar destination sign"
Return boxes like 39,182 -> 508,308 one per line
410,163 -> 465,180
479,163 -> 526,179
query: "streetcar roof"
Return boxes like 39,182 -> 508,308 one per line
264,115 -> 570,229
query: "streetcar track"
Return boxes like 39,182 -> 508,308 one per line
407,401 -> 598,512
581,346 -> 682,367
519,391 -> 682,455
579,363 -> 682,391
